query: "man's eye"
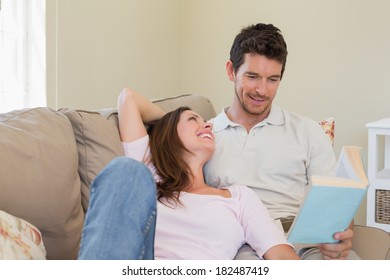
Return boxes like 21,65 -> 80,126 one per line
268,77 -> 280,82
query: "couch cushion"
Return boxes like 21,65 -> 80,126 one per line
61,109 -> 125,213
352,225 -> 390,260
0,107 -> 84,260
152,94 -> 217,121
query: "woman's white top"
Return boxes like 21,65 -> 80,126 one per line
123,135 -> 292,259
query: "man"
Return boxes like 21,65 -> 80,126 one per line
204,23 -> 358,260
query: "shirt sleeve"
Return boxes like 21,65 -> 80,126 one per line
122,135 -> 159,180
237,185 -> 293,259
122,135 -> 150,162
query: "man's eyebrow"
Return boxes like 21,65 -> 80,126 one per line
245,71 -> 281,79
245,71 -> 259,76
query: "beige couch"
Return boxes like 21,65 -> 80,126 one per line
0,94 -> 389,260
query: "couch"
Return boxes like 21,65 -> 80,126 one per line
0,94 -> 389,260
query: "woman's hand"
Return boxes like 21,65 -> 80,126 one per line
118,88 -> 165,142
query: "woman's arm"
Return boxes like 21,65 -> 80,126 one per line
239,186 -> 300,260
263,244 -> 300,260
117,88 -> 165,143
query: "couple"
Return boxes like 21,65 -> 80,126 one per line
78,23 -> 357,260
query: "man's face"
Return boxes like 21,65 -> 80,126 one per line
227,53 -> 283,121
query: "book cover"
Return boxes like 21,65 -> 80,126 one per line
287,146 -> 369,244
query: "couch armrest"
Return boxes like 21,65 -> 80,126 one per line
352,225 -> 390,259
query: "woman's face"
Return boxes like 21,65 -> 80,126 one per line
176,110 -> 215,159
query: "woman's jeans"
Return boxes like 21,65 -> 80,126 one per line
78,157 -> 157,259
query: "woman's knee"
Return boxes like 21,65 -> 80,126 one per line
104,157 -> 156,197
104,157 -> 150,179
107,156 -> 144,171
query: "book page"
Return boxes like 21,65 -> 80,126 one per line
335,146 -> 369,186
311,175 -> 366,189
336,158 -> 351,179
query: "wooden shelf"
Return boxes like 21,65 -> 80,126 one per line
366,118 -> 390,232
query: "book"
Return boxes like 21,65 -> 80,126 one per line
287,146 -> 369,244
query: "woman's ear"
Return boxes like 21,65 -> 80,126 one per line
226,60 -> 235,81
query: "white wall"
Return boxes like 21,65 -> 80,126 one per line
181,0 -> 390,154
46,0 -> 390,225
47,0 -> 182,110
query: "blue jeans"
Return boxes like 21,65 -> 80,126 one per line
78,157 -> 157,259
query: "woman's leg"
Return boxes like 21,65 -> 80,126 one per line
78,157 -> 157,259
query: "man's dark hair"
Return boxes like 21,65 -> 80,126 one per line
229,23 -> 288,78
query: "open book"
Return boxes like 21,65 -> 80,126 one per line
287,146 -> 369,244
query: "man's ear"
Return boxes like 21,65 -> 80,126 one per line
226,60 -> 235,81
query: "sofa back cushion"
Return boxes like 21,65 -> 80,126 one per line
0,108 -> 84,260
152,94 -> 217,121
61,108 -> 125,213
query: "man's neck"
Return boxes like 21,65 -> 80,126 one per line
225,106 -> 268,132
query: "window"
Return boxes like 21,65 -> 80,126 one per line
0,0 -> 45,113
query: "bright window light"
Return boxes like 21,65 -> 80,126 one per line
0,0 -> 45,113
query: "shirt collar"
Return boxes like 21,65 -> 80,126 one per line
212,105 -> 285,133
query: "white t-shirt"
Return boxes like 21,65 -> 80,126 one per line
123,136 -> 291,259
204,105 -> 337,219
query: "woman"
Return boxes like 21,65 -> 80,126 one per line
119,87 -> 300,260
78,88 -> 299,260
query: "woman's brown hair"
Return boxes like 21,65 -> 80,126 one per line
148,106 -> 193,205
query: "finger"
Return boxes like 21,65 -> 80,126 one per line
334,228 -> 354,241
320,242 -> 345,253
319,244 -> 348,259
322,251 -> 345,260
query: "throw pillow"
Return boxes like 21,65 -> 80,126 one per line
0,210 -> 46,259
319,117 -> 335,146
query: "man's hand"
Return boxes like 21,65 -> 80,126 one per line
319,228 -> 354,260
